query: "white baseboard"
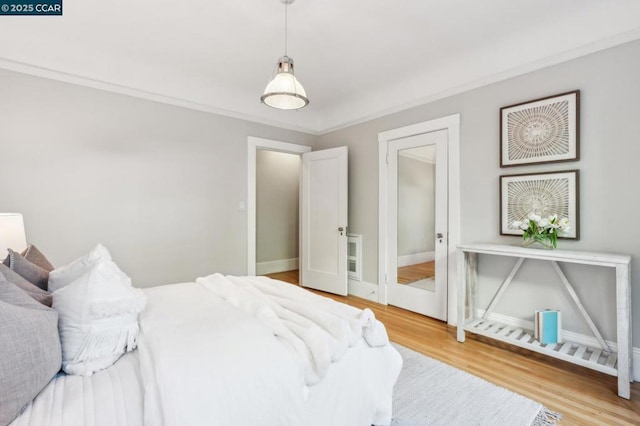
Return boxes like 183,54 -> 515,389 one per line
256,258 -> 298,275
478,309 -> 640,382
398,251 -> 435,267
348,280 -> 378,302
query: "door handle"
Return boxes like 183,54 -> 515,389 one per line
338,227 -> 344,236
437,233 -> 444,243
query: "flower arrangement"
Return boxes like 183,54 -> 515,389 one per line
511,213 -> 570,249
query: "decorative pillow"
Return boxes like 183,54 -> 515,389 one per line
48,244 -> 112,293
53,257 -> 146,376
0,263 -> 52,306
21,244 -> 55,272
4,249 -> 49,290
0,276 -> 61,426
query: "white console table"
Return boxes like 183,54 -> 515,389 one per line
456,243 -> 632,399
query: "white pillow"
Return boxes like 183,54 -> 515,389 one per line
52,257 -> 146,376
48,244 -> 112,292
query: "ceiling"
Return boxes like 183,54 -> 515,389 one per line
1,0 -> 639,134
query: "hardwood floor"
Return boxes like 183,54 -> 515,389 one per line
264,269 -> 300,284
263,270 -> 640,425
397,261 -> 435,284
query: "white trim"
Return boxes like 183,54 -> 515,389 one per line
256,258 -> 299,275
0,58 -> 316,135
319,28 -> 640,134
4,31 -> 640,136
378,142 -> 388,302
378,114 -> 461,326
397,251 -> 435,267
479,310 -> 640,382
348,280 -> 378,302
247,137 -> 311,276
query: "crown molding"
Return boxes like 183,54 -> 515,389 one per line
0,58 -> 319,135
317,28 -> 640,134
2,26 -> 639,136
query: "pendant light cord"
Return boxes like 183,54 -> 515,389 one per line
284,2 -> 288,56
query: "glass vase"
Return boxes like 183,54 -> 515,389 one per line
523,235 -> 554,250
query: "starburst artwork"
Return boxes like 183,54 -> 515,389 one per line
500,170 -> 579,239
501,91 -> 579,167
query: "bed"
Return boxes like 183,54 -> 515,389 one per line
6,263 -> 402,426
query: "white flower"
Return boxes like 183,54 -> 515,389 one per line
519,212 -> 564,248
528,212 -> 541,222
511,220 -> 522,229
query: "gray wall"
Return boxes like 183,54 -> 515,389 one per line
256,150 -> 300,263
0,69 -> 314,287
1,39 -> 639,345
398,156 -> 435,257
316,39 -> 640,345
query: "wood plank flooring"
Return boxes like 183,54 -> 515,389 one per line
263,270 -> 640,425
397,261 -> 435,284
266,263 -> 437,286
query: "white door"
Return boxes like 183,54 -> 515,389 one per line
387,130 -> 448,320
300,146 -> 348,295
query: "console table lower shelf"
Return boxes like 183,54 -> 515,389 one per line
465,318 -> 618,376
456,243 -> 632,399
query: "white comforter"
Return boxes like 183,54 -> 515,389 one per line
138,274 -> 402,426
198,274 -> 389,384
10,352 -> 143,426
13,275 -> 401,426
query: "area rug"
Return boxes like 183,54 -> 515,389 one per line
390,343 -> 562,426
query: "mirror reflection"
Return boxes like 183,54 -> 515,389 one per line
397,145 -> 437,292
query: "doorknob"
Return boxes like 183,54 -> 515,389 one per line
437,233 -> 444,243
338,227 -> 344,236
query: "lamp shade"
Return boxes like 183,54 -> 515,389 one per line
261,56 -> 309,110
0,213 -> 27,256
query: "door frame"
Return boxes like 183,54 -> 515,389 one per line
247,136 -> 311,276
378,114 -> 461,325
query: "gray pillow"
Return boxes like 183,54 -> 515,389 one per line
0,264 -> 52,307
22,245 -> 55,272
0,276 -> 61,425
4,249 -> 49,291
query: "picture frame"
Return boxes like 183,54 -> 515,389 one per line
500,170 -> 579,239
500,90 -> 580,167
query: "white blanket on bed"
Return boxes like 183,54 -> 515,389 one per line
137,275 -> 399,426
197,274 -> 388,385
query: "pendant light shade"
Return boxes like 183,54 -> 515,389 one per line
261,56 -> 309,110
261,0 -> 309,110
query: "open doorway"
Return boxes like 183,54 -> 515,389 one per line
256,150 -> 301,282
247,137 -> 310,281
248,137 -> 349,296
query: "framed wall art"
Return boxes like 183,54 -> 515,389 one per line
500,90 -> 579,167
500,170 -> 579,239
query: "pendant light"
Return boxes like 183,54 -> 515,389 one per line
261,0 -> 309,110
